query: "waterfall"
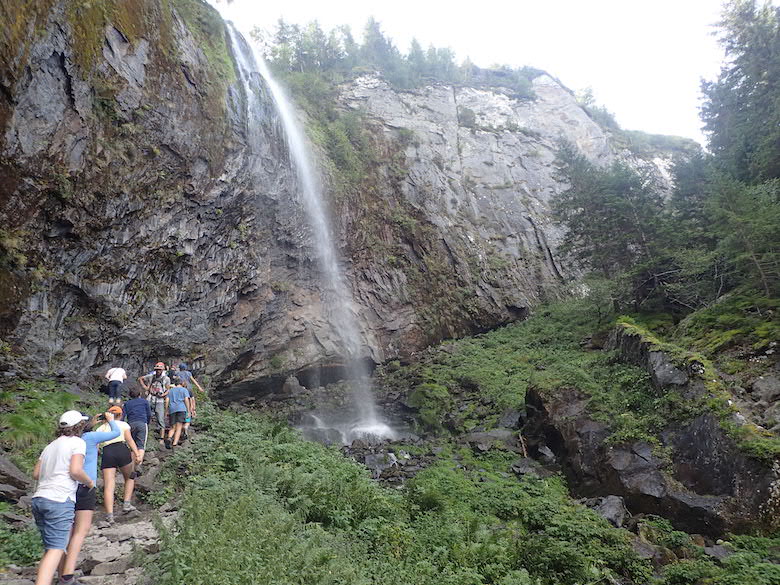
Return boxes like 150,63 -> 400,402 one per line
225,24 -> 396,444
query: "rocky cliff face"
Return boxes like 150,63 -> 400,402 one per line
0,0 -> 680,394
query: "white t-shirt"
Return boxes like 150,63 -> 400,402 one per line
33,436 -> 87,502
106,367 -> 127,382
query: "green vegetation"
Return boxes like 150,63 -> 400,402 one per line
554,2 -> 779,317
640,516 -> 780,585
148,401 -> 653,585
702,0 -> 780,183
144,395 -> 779,585
673,290 -> 780,354
171,0 -> 236,84
381,300 -> 679,445
0,515 -> 42,569
264,18 -> 539,96
0,379 -> 104,472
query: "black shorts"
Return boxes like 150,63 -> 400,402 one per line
101,442 -> 132,469
75,485 -> 97,511
169,411 -> 186,424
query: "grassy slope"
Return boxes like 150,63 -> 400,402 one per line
148,381 -> 778,585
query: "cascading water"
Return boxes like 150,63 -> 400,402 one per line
226,24 -> 396,444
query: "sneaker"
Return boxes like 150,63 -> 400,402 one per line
58,577 -> 83,585
122,501 -> 137,513
108,398 -> 114,404
181,432 -> 189,442
99,513 -> 115,528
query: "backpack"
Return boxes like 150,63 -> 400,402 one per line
149,375 -> 166,397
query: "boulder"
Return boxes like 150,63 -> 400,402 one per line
510,457 -> 555,479
592,495 -> 629,527
0,454 -> 32,502
606,327 -> 689,391
751,374 -> 780,403
464,429 -> 519,452
704,544 -> 734,562
524,387 -> 778,535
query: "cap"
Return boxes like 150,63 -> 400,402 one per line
154,362 -> 165,369
107,406 -> 123,415
179,363 -> 188,370
59,410 -> 89,427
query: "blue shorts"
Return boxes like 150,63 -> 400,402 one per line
31,496 -> 75,550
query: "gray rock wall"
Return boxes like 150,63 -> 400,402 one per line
0,0 -> 679,397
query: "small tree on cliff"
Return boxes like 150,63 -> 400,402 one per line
552,144 -> 664,289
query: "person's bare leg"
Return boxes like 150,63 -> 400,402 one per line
120,463 -> 135,505
103,468 -> 116,517
35,549 -> 65,585
172,422 -> 184,445
60,510 -> 94,576
137,449 -> 145,465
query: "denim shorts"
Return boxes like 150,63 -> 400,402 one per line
31,496 -> 75,550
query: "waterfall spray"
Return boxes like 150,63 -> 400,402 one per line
226,24 -> 396,444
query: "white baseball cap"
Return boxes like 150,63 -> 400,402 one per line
59,410 -> 88,427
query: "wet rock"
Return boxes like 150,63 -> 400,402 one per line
592,495 -> 629,527
537,444 -> 557,464
281,375 -> 305,395
363,452 -> 399,479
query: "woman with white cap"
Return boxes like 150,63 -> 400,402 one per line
31,410 -> 93,585
56,410 -> 120,585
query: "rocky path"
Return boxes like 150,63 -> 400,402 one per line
0,445 -> 182,585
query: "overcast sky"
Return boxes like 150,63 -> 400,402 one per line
211,0 -> 737,145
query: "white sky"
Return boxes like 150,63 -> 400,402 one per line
211,0 -> 736,145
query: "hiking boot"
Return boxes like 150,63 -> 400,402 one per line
122,501 -> 137,513
164,438 -> 172,450
98,513 -> 115,528
181,432 -> 189,442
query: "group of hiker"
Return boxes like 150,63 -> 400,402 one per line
28,361 -> 204,585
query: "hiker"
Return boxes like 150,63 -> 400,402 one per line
176,362 -> 206,395
104,365 -> 127,405
95,406 -> 141,525
138,362 -> 170,439
123,386 -> 152,468
57,411 -> 120,585
182,385 -> 196,442
30,411 -> 93,585
176,363 -> 204,440
165,375 -> 193,449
